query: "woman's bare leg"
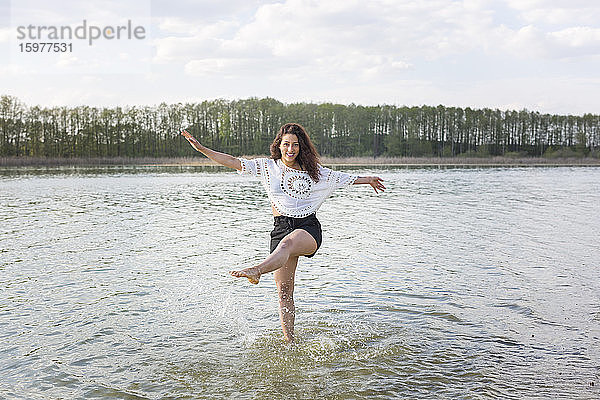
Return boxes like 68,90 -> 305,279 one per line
274,256 -> 298,342
230,229 -> 316,284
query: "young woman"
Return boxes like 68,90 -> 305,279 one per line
181,123 -> 385,342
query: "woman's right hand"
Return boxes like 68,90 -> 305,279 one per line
181,130 -> 203,152
180,130 -> 241,170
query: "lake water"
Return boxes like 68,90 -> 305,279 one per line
1,165 -> 599,399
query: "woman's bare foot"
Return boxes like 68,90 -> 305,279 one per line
230,266 -> 261,284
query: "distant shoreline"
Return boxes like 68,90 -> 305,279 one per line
1,155 -> 599,167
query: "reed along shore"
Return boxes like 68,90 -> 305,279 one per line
2,156 -> 600,167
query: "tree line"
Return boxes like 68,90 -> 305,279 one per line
1,95 -> 598,159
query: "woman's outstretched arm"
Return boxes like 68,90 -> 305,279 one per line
354,176 -> 386,193
181,130 -> 241,170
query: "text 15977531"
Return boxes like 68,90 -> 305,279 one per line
19,42 -> 73,52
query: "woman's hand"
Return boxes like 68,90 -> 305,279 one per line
180,129 -> 242,170
367,176 -> 386,193
354,176 -> 386,193
181,130 -> 203,152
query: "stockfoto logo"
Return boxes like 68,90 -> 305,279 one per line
16,19 -> 146,45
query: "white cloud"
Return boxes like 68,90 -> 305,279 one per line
151,0 -> 278,23
505,0 -> 600,26
494,24 -> 600,59
128,0 -> 600,113
0,64 -> 27,75
551,27 -> 600,48
2,0 -> 600,114
152,0 -> 596,73
154,0 -> 497,83
158,17 -> 201,35
496,24 -> 547,57
55,54 -> 80,67
0,28 -> 11,43
184,58 -> 245,77
453,76 -> 600,115
236,0 -> 494,59
153,20 -> 244,62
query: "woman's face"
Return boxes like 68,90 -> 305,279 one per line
279,133 -> 300,165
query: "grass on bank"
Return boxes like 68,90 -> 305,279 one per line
2,155 -> 600,167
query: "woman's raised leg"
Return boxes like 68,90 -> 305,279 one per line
230,229 -> 316,284
274,255 -> 298,342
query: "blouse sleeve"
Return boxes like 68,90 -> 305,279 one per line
321,165 -> 358,189
237,157 -> 262,177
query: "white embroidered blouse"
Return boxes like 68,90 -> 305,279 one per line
237,158 -> 358,218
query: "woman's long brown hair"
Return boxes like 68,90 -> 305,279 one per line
270,123 -> 321,182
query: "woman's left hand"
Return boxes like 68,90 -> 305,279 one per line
367,176 -> 386,193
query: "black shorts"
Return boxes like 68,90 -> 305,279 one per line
270,214 -> 322,258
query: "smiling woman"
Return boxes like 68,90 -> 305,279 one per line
270,123 -> 321,183
181,123 -> 385,342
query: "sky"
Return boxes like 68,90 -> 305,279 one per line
1,0 -> 599,115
